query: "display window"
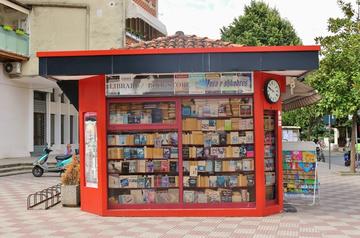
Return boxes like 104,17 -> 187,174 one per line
106,96 -> 256,208
264,111 -> 277,201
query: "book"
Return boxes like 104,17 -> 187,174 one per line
153,161 -> 162,172
129,161 -> 137,173
183,190 -> 195,203
208,120 -> 216,130
220,189 -> 232,203
205,160 -> 213,172
229,175 -> 238,187
224,119 -> 232,130
209,176 -> 217,187
136,148 -> 144,159
119,194 -> 134,204
146,161 -> 154,173
163,148 -> 171,160
197,161 -> 206,172
189,177 -> 197,187
219,132 -> 227,146
108,174 -> 120,188
161,175 -> 170,187
123,148 -> 131,159
144,189 -> 156,203
190,165 -> 198,176
230,132 -> 239,144
121,162 -> 130,173
196,192 -> 208,203
214,160 -> 222,172
170,147 -> 178,158
201,120 -> 209,130
196,147 -> 204,158
169,161 -> 178,172
160,160 -> 169,172
137,176 -> 145,188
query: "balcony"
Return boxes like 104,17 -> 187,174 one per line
0,1 -> 30,62
0,27 -> 29,60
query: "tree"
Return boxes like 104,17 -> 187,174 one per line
220,1 -> 302,46
308,0 -> 360,172
282,104 -> 326,141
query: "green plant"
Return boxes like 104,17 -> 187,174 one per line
61,156 -> 80,185
3,25 -> 13,31
15,29 -> 25,35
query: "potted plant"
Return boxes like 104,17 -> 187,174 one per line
61,155 -> 80,207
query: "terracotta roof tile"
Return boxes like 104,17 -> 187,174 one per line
126,31 -> 242,49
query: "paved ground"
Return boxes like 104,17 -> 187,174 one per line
0,163 -> 359,238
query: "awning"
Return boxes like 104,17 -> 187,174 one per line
282,78 -> 321,111
126,1 -> 167,35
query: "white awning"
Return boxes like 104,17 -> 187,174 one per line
126,1 -> 167,35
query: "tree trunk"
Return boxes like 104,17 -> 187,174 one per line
307,125 -> 311,141
350,113 -> 357,173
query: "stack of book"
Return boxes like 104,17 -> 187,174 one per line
113,188 -> 179,204
183,188 -> 250,203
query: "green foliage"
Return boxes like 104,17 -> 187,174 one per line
220,0 -> 302,46
282,103 -> 326,140
308,0 -> 360,119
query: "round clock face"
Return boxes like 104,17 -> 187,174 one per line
265,79 -> 280,103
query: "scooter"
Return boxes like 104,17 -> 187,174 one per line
32,145 -> 73,177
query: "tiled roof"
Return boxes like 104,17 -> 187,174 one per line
126,31 -> 242,49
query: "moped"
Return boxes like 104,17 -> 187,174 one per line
32,145 -> 73,177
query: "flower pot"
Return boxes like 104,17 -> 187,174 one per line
61,184 -> 80,207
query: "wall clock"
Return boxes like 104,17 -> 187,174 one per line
264,79 -> 280,103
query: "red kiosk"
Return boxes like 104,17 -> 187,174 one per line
37,34 -> 319,217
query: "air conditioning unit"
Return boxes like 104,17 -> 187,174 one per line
4,62 -> 21,75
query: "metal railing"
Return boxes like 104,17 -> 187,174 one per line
27,184 -> 61,210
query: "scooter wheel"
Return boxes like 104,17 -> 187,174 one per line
32,166 -> 44,177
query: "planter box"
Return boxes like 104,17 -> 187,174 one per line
61,184 -> 80,207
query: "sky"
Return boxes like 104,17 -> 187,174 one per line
158,0 -> 358,45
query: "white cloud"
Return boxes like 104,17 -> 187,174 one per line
158,0 -> 358,45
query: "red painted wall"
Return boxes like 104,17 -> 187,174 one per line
79,75 -> 107,215
79,71 -> 285,216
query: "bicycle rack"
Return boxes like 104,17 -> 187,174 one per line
27,183 -> 61,210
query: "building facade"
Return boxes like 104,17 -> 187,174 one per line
0,0 -> 166,158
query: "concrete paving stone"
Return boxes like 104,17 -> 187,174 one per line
0,164 -> 359,237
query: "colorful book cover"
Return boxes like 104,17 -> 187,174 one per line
196,192 -> 208,203
201,120 -> 209,130
189,177 -> 197,187
169,161 -> 178,172
229,175 -> 238,187
120,177 -> 129,188
209,176 -> 217,187
163,148 -> 171,160
170,147 -> 178,158
161,175 -> 170,187
183,190 -> 195,203
144,190 -> 156,203
206,160 -> 213,172
136,148 -> 144,159
214,160 -> 222,172
216,176 -> 226,187
196,147 -> 204,158
129,161 -> 137,173
211,133 -> 220,145
217,147 -> 225,158
121,162 -> 130,173
197,161 -> 206,172
137,176 -> 145,188
153,161 -> 162,172
224,119 -> 232,131
190,165 -> 198,177
160,161 -> 169,172
208,119 -> 216,130
146,161 -> 154,173
219,132 -> 227,146
170,133 -> 178,146
123,148 -> 131,159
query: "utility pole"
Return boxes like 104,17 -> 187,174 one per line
329,115 -> 331,170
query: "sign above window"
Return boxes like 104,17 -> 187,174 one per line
105,72 -> 253,97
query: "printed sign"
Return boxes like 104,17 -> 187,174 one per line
106,72 -> 253,96
84,112 -> 98,188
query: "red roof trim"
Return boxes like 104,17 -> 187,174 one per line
37,46 -> 320,58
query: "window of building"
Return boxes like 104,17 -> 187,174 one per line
61,114 -> 65,144
61,93 -> 65,103
51,114 -> 55,145
70,115 -> 74,144
34,91 -> 46,101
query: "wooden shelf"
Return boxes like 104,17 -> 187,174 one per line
108,158 -> 178,161
107,144 -> 178,147
109,172 -> 178,175
183,115 -> 253,119
182,129 -> 254,132
183,157 -> 253,161
184,186 -> 254,189
183,143 -> 254,146
108,187 -> 179,190
183,171 -> 255,175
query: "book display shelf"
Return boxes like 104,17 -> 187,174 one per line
107,100 -> 180,207
106,97 -> 256,208
264,111 -> 277,201
182,97 -> 255,205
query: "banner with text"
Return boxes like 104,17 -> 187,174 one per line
106,72 -> 253,96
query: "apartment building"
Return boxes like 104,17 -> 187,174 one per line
0,0 -> 166,158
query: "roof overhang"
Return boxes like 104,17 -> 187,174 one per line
1,0 -> 30,14
126,0 -> 167,35
37,45 -> 320,110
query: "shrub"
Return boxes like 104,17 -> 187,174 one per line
61,156 -> 80,185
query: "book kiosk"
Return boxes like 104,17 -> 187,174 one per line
37,45 -> 319,216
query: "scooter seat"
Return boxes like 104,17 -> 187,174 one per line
55,154 -> 72,161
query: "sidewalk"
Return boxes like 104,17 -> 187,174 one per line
0,163 -> 359,238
